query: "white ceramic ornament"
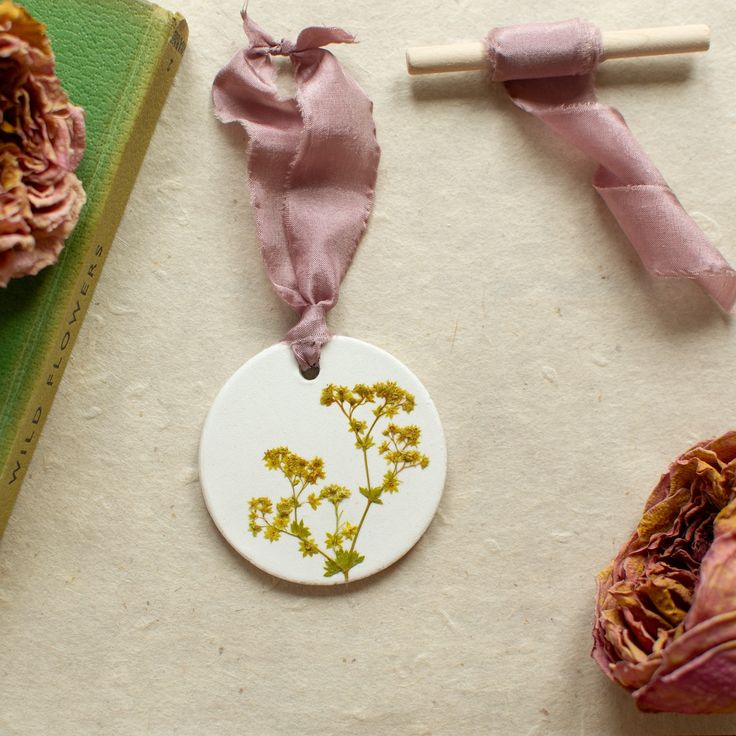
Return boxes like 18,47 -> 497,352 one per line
200,337 -> 446,585
207,20 -> 446,584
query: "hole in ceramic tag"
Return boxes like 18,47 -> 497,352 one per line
300,364 -> 320,381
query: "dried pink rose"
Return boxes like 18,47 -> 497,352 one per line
0,1 -> 85,287
593,431 -> 736,713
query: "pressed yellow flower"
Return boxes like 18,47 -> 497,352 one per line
341,522 -> 357,541
402,450 -> 423,465
335,386 -> 352,404
299,538 -> 319,557
382,471 -> 399,493
276,497 -> 293,516
397,425 -> 421,446
282,452 -> 305,479
264,448 -> 325,488
320,385 -> 336,406
306,457 -> 326,484
349,418 -> 367,434
263,446 -> 289,471
264,525 -> 281,542
249,496 -> 273,515
353,383 -> 375,402
320,484 -> 351,505
249,380 -> 429,580
325,532 -> 343,550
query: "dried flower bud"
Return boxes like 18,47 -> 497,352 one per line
0,1 -> 86,286
593,431 -> 736,713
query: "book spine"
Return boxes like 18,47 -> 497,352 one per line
0,14 -> 189,537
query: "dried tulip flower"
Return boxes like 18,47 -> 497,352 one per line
593,431 -> 736,713
0,0 -> 85,287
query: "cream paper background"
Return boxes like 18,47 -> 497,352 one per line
2,0 -> 736,733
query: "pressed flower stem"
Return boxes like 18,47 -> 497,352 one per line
334,504 -> 341,537
290,480 -> 299,523
344,402 -> 386,563
348,462 -> 411,561
365,404 -> 386,440
348,443 -> 377,561
348,499 -> 372,557
361,446 -> 373,493
338,401 -> 388,568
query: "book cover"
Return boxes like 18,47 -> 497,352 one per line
0,0 -> 188,536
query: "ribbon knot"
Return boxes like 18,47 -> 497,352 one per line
287,304 -> 329,371
268,38 -> 294,56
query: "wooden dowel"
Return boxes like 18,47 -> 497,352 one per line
601,26 -> 710,60
406,25 -> 710,75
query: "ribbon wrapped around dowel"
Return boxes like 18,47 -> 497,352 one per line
212,14 -> 380,370
486,18 -> 736,312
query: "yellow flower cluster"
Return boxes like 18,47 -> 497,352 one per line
247,380 -> 430,580
248,449 -> 323,540
320,380 -> 415,418
263,446 -> 325,485
319,484 -> 351,505
378,422 -> 430,484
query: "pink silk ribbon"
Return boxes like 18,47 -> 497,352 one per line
212,14 -> 380,370
486,18 -> 736,312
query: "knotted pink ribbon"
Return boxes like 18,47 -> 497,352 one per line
487,18 -> 736,312
212,14 -> 380,370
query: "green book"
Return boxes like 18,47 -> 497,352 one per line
0,0 -> 188,536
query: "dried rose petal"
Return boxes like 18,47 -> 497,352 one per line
0,0 -> 85,286
593,431 -> 736,713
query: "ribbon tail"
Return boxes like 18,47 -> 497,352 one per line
508,86 -> 736,312
280,37 -> 380,368
491,19 -> 736,313
212,15 -> 380,371
597,182 -> 736,312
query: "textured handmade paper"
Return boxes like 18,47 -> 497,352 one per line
2,1 -> 736,734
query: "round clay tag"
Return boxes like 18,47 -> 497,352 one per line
199,336 -> 446,585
